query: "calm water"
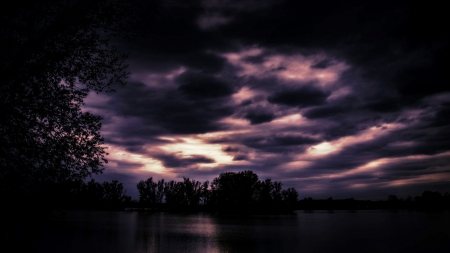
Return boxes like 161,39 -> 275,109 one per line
20,210 -> 450,252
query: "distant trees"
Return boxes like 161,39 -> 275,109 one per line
29,178 -> 131,210
257,179 -> 276,205
163,180 -> 184,207
102,180 -> 128,209
137,177 -> 208,210
388,195 -> 399,202
183,178 -> 205,206
414,191 -> 448,210
210,171 -> 298,212
282,187 -> 299,207
137,177 -> 164,207
134,171 -> 299,213
295,191 -> 450,210
211,171 -> 260,208
81,179 -> 106,207
6,171 -> 450,212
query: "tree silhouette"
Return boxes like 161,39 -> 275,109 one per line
258,179 -> 280,205
200,181 -> 210,205
388,195 -> 399,202
137,177 -> 165,208
164,180 -> 186,207
281,187 -> 299,208
271,181 -> 283,203
137,177 -> 158,205
155,179 -> 165,205
0,0 -> 129,199
183,177 -> 202,206
102,180 -> 127,209
82,179 -> 105,208
211,171 -> 259,209
0,0 -> 130,248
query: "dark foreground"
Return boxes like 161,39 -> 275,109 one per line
8,210 -> 450,253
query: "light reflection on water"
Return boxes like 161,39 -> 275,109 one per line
26,210 -> 450,253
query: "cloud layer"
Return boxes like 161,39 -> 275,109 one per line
85,0 -> 450,199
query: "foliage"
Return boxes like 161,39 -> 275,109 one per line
161,178 -> 208,209
134,171 -> 299,213
102,180 -> 127,208
6,170 -> 449,212
281,187 -> 299,207
137,177 -> 165,206
211,171 -> 260,207
0,0 -> 129,197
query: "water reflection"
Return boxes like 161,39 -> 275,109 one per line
134,213 -> 220,253
27,210 -> 450,253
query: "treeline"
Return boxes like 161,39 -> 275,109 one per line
31,171 -> 450,212
135,171 -> 298,214
25,179 -> 133,210
297,191 -> 450,211
44,170 -> 298,213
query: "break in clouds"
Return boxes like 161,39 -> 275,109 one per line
84,0 -> 450,199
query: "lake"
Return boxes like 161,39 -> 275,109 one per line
17,210 -> 450,253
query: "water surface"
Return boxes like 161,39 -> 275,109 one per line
24,210 -> 450,252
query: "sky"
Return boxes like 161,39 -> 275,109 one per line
83,0 -> 450,199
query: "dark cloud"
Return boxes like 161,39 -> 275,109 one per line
80,0 -> 450,199
223,146 -> 240,153
293,116 -> 450,179
118,1 -> 236,75
302,105 -> 348,119
240,99 -> 253,106
287,118 -> 365,141
427,102 -> 450,127
268,86 -> 329,108
106,136 -> 172,154
394,48 -> 450,99
181,52 -> 228,74
242,55 -> 266,64
154,153 -> 215,168
244,111 -> 275,125
268,66 -> 287,72
364,98 -> 403,113
220,0 -> 450,102
271,135 -> 319,146
243,134 -> 319,151
107,81 -> 235,134
176,71 -> 235,98
107,159 -> 145,170
233,154 -> 248,161
329,174 -> 376,183
310,59 -> 334,69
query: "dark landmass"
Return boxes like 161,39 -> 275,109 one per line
14,171 -> 447,213
2,171 -> 449,252
296,192 -> 450,211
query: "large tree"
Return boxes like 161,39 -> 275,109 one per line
1,0 -> 131,249
0,0 -> 129,197
0,0 -> 127,190
211,171 -> 260,207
